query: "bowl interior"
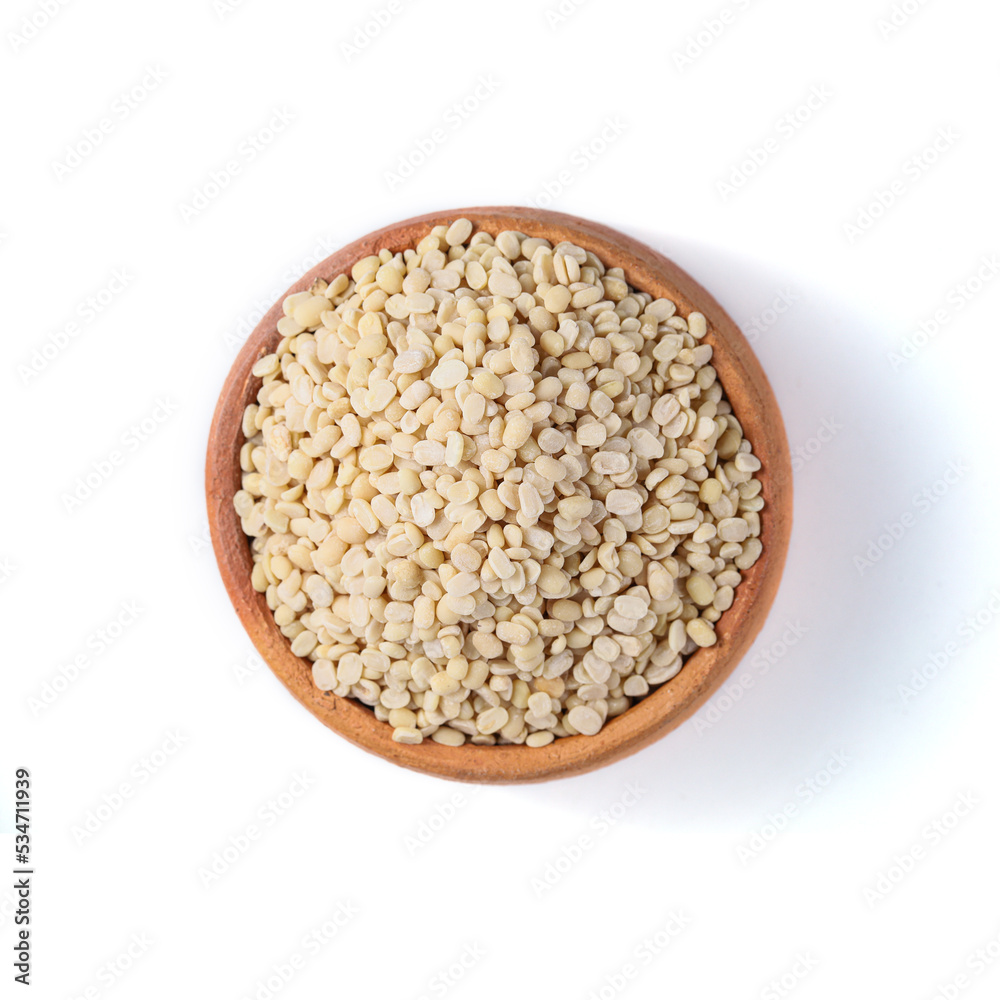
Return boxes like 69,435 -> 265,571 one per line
206,206 -> 793,783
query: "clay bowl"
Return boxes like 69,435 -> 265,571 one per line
207,206 -> 793,784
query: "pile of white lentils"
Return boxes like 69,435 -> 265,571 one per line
234,219 -> 764,747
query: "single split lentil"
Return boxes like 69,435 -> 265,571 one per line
234,220 -> 764,747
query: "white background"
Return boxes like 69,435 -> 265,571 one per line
3,0 -> 1000,997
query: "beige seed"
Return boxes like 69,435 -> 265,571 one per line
495,231 -> 522,258
430,358 -> 469,390
736,538 -> 763,570
375,264 -> 404,294
445,430 -> 465,467
567,705 -> 602,736
488,548 -> 515,579
252,354 -> 280,377
400,380 -> 432,410
496,620 -> 530,645
392,727 -> 423,744
312,660 -> 337,691
718,517 -> 750,542
359,445 -> 393,472
502,413 -> 533,449
667,619 -> 688,653
290,630 -> 318,657
388,708 -> 417,729
534,455 -> 565,481
613,594 -> 648,619
445,218 -> 473,246
473,371 -> 505,398
589,391 -> 613,418
465,260 -> 488,290
487,270 -> 522,298
518,482 -> 544,520
445,571 -> 480,597
686,618 -> 717,647
623,676 -> 649,697
543,285 -> 572,314
646,563 -> 674,601
605,489 -> 642,516
526,732 -> 554,747
412,440 -> 446,465
591,451 -> 630,475
576,422 -> 606,447
686,573 -> 716,607
735,451 -> 762,473
431,727 -> 466,746
511,339 -> 535,373
462,391 -> 487,424
651,394 -> 681,426
354,332 -> 387,360
699,479 -> 723,504
395,350 -> 429,374
451,543 -> 482,573
528,692 -> 553,716
293,295 -> 332,329
477,706 -> 509,735
405,292 -> 436,314
629,428 -> 664,460
481,449 -> 511,475
430,671 -> 461,696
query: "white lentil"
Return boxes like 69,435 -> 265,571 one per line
429,358 -> 469,390
236,221 -> 764,746
567,704 -> 603,736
